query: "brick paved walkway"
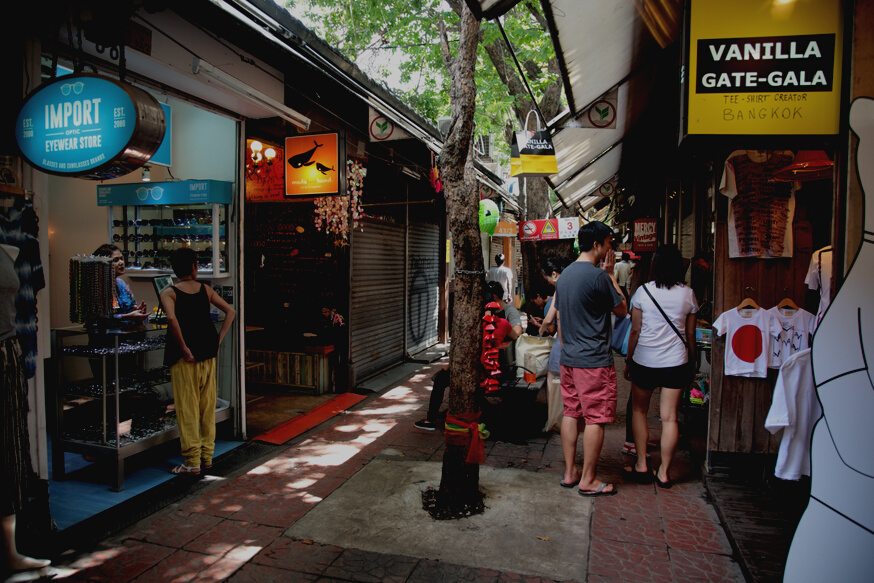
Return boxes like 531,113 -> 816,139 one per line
47,360 -> 745,583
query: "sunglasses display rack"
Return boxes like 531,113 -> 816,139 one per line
49,325 -> 231,491
108,202 -> 229,277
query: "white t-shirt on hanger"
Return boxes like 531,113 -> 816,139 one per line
629,282 -> 698,368
713,307 -> 781,378
766,306 -> 816,368
765,349 -> 820,480
804,245 -> 832,330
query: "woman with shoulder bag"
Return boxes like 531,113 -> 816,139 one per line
623,245 -> 697,488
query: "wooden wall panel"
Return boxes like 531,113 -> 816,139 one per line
708,220 -> 811,455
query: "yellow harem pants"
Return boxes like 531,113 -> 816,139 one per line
170,358 -> 216,467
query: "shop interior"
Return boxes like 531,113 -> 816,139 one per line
241,126 -> 442,438
243,196 -> 347,438
707,147 -> 835,471
40,69 -> 244,531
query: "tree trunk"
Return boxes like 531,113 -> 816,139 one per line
429,2 -> 484,519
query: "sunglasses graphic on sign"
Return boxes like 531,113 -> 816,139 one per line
60,82 -> 85,96
135,187 -> 165,201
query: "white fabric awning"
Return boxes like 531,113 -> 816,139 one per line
542,0 -> 662,213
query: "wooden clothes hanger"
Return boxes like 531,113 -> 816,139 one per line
0,184 -> 30,208
776,287 -> 799,311
737,287 -> 760,310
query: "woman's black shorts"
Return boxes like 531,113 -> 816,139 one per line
629,360 -> 691,391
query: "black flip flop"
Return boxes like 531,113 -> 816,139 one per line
653,470 -> 673,489
622,465 -> 654,484
578,483 -> 617,497
559,479 -> 578,488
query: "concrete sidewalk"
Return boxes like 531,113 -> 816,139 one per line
41,358 -> 745,583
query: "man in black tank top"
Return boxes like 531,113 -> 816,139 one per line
161,248 -> 236,475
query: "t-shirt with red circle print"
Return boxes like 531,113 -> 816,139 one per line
713,308 -> 782,378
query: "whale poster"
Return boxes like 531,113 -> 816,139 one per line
285,132 -> 341,197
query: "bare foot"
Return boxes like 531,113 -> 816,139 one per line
561,470 -> 582,487
8,554 -> 51,571
579,475 -> 611,490
577,481 -> 617,496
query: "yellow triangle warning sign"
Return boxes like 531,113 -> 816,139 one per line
541,221 -> 556,235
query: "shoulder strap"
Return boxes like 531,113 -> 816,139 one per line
641,284 -> 688,348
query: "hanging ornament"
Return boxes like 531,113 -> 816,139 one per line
314,159 -> 367,242
481,303 -> 502,394
479,199 -> 499,236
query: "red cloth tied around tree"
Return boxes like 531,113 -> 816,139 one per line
444,412 -> 490,464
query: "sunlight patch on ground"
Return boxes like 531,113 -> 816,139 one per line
204,541 -> 263,562
288,443 -> 361,467
352,403 -> 420,416
287,476 -> 320,489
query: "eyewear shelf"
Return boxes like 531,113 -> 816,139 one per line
50,325 -> 229,491
108,202 -> 228,277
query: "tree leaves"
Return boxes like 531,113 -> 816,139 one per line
284,0 -> 563,165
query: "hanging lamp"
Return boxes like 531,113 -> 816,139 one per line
773,150 -> 834,182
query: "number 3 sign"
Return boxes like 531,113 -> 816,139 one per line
557,217 -> 579,240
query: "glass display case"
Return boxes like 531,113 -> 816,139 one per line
98,180 -> 232,278
50,324 -> 231,491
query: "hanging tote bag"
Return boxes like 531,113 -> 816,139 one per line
510,111 -> 558,178
611,314 -> 632,356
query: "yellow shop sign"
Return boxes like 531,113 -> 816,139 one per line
685,0 -> 843,136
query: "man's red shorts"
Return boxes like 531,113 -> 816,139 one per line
559,365 -> 617,424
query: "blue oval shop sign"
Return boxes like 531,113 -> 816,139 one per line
15,74 -> 165,180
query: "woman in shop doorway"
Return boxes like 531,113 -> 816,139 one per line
623,245 -> 697,488
161,248 -> 235,475
1,243 -> 50,576
92,244 -> 148,322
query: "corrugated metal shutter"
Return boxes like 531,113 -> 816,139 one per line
350,219 -> 405,380
407,223 -> 440,355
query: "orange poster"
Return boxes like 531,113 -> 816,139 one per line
245,140 -> 285,202
285,132 -> 340,197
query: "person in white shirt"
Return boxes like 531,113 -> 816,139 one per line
486,254 -> 515,304
614,253 -> 632,301
623,245 -> 698,488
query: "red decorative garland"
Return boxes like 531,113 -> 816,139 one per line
481,301 -> 502,393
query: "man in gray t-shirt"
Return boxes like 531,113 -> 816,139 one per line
555,221 -> 626,497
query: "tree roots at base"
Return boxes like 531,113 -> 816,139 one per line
421,487 -> 485,520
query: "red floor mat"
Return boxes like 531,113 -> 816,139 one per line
252,393 -> 367,445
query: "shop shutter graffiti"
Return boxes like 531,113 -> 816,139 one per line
407,223 -> 440,354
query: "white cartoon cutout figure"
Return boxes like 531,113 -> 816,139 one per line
783,97 -> 874,581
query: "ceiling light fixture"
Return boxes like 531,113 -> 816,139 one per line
401,166 -> 421,180
192,57 -> 311,131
